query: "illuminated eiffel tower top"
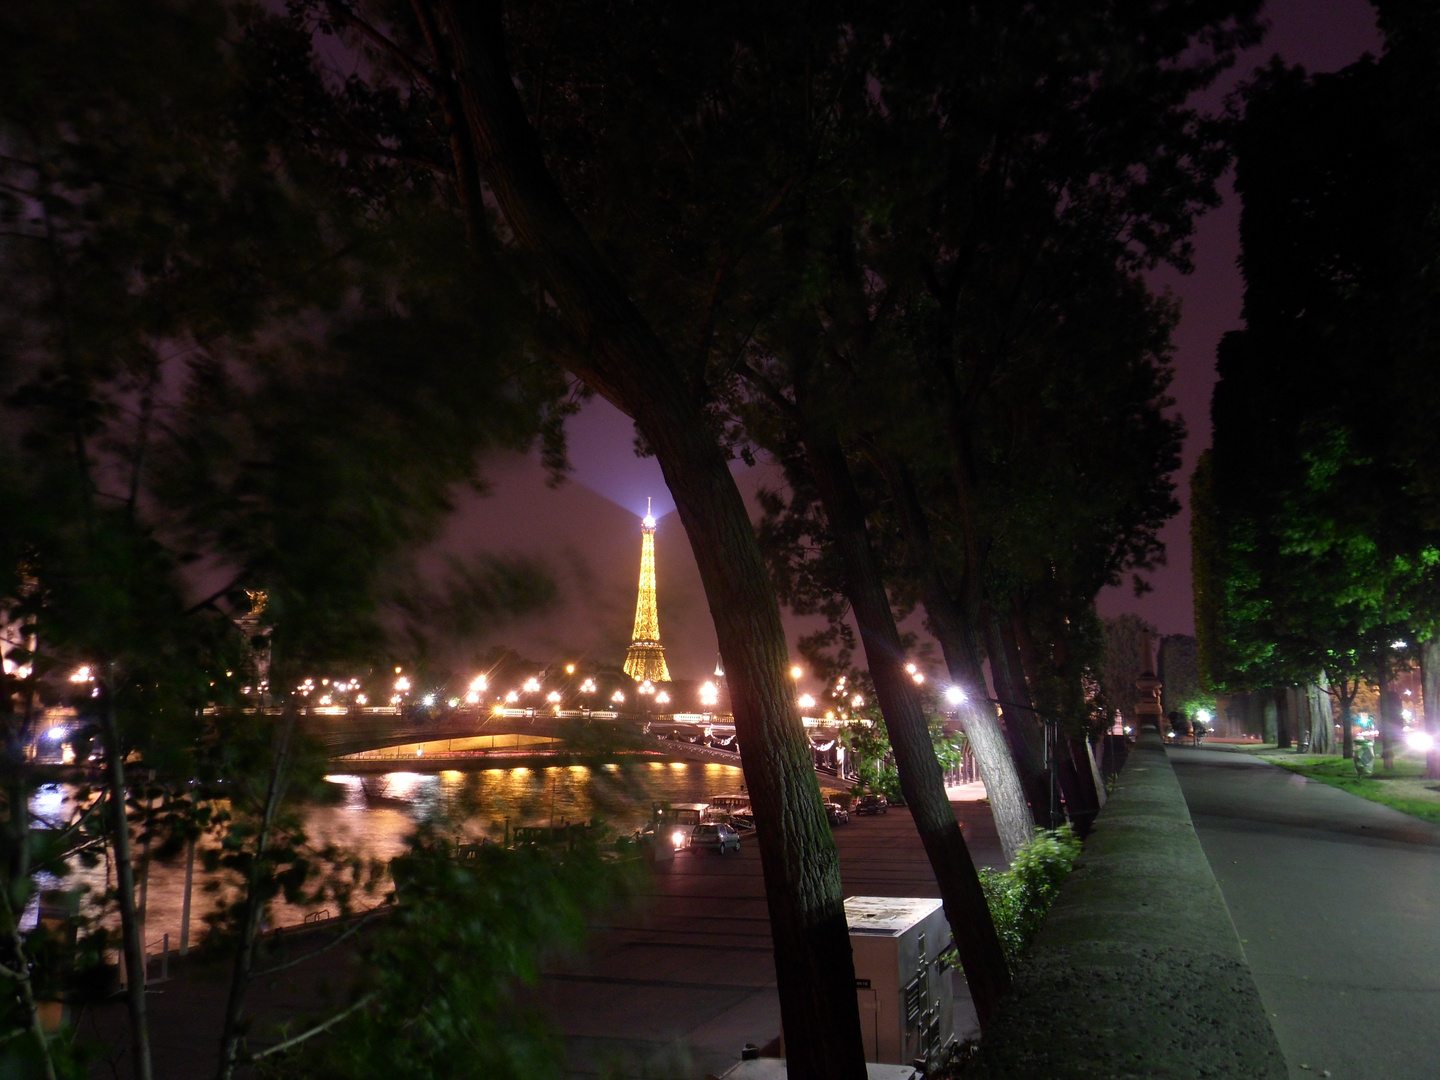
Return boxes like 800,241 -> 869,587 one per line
624,499 -> 671,682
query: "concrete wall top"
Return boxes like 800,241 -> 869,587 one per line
967,732 -> 1286,1079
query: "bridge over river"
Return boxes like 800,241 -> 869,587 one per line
305,706 -> 848,789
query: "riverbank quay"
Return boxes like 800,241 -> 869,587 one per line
1172,745 -> 1440,1080
534,799 -> 1000,1079
75,798 -> 1002,1079
966,731 -> 1286,1079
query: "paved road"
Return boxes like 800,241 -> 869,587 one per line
1170,746 -> 1440,1080
540,800 -> 1002,1079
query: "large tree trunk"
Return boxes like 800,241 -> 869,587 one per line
865,451 -> 1036,862
99,698 -> 153,1080
1422,639 -> 1440,780
1307,677 -> 1334,755
1262,693 -> 1279,744
1378,654 -> 1401,772
435,7 -> 865,1074
1274,686 -> 1293,749
802,430 -> 1010,1026
1330,675 -> 1356,760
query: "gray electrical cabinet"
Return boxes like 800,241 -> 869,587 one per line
845,896 -> 955,1068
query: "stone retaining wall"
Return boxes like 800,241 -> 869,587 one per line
966,732 -> 1286,1079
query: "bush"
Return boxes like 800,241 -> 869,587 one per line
977,825 -> 1081,961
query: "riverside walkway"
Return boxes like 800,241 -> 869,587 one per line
1170,746 -> 1440,1080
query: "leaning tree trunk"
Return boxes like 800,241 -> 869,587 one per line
866,452 -> 1036,862
1422,639 -> 1440,780
802,429 -> 1010,1026
1064,736 -> 1103,835
216,703 -> 298,1080
435,7 -> 865,1074
99,696 -> 153,1080
987,609 -> 1052,813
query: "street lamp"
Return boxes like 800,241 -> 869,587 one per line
944,685 -> 966,706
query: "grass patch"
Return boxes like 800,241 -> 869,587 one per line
1261,750 -> 1440,824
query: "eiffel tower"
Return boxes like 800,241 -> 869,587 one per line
623,500 -> 671,682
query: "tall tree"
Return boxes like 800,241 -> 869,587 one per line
255,3 -> 874,1067
1202,42 -> 1440,758
0,4 -> 559,1074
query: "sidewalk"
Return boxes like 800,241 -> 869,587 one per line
1169,746 -> 1440,1080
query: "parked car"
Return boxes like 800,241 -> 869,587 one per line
690,822 -> 742,854
855,794 -> 888,816
824,802 -> 850,826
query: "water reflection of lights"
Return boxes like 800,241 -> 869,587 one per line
46,761 -> 751,941
32,784 -> 65,821
384,773 -> 425,797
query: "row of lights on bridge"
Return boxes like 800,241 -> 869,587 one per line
64,659 -> 968,715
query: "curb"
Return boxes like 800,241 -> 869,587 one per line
965,732 -> 1286,1078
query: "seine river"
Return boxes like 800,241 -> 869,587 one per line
30,760 -> 745,948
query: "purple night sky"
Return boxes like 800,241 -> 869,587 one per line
433,0 -> 1384,687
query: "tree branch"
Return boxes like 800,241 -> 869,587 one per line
248,991 -> 377,1062
326,4 -> 441,94
734,360 -> 803,427
250,909 -> 384,980
691,176 -> 798,383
